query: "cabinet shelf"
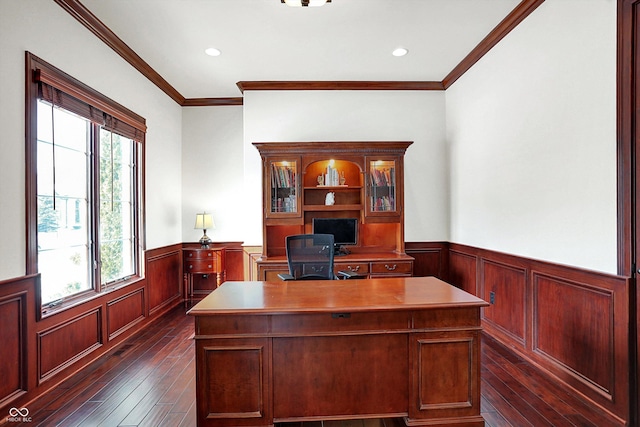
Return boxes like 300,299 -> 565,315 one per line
303,204 -> 363,211
304,186 -> 363,190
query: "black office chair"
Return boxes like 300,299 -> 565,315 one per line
278,234 -> 360,281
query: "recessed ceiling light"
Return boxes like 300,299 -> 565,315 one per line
392,47 -> 408,57
205,47 -> 221,57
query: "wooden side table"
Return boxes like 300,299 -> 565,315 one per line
183,247 -> 226,302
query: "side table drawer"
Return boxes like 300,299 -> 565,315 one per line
370,261 -> 413,275
184,249 -> 214,260
185,259 -> 215,274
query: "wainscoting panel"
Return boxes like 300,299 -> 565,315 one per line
107,287 -> 145,340
38,307 -> 102,382
0,275 -> 36,408
447,243 -> 630,425
0,244 -> 185,417
405,242 -> 447,278
532,271 -> 630,410
0,294 -> 25,405
480,259 -> 527,345
448,249 -> 477,296
146,246 -> 182,315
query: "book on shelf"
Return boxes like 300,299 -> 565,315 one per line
371,196 -> 394,211
369,167 -> 395,186
271,163 -> 296,189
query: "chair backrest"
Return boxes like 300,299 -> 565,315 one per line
285,234 -> 335,280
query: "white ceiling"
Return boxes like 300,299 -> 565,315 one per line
80,0 -> 521,99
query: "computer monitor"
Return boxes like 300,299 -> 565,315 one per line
312,217 -> 358,254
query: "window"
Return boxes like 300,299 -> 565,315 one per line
26,53 -> 146,312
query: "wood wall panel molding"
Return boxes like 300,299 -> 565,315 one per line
446,242 -> 630,425
448,249 -> 478,296
405,242 -> 448,279
38,307 -> 103,382
480,259 -> 527,345
0,291 -> 28,407
0,258 -> 182,416
107,287 -> 146,340
146,247 -> 182,314
532,272 -> 615,398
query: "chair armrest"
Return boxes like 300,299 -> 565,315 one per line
277,273 -> 295,281
337,270 -> 364,280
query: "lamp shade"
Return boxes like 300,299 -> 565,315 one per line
194,213 -> 215,230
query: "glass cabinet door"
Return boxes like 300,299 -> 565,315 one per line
367,158 -> 400,217
266,158 -> 300,218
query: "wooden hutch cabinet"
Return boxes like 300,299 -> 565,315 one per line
253,141 -> 414,280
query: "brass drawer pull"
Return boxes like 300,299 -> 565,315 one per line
384,264 -> 397,271
347,265 -> 360,271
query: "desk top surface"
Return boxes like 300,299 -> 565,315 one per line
187,276 -> 488,315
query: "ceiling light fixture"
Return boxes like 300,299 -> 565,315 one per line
205,47 -> 221,57
392,47 -> 409,57
281,0 -> 331,7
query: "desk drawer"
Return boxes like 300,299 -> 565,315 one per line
334,262 -> 369,275
184,259 -> 215,274
271,311 -> 410,334
370,261 -> 413,275
184,249 -> 214,260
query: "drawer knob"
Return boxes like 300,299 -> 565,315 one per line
189,265 -> 193,269
208,264 -> 212,268
384,264 -> 397,271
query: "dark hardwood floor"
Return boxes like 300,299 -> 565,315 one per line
12,304 -> 619,427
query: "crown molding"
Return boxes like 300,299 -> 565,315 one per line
53,0 -> 186,105
182,97 -> 244,106
236,81 -> 444,93
443,0 -> 545,89
55,0 -> 545,103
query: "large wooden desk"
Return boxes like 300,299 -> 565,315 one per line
187,277 -> 489,427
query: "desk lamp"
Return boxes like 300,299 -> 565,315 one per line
194,212 -> 214,247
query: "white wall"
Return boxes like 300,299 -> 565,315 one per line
446,0 -> 617,273
242,90 -> 448,246
0,0 -> 183,281
182,106 -> 244,242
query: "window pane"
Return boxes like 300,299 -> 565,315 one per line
39,245 -> 89,304
100,129 -> 136,284
37,102 -> 91,304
